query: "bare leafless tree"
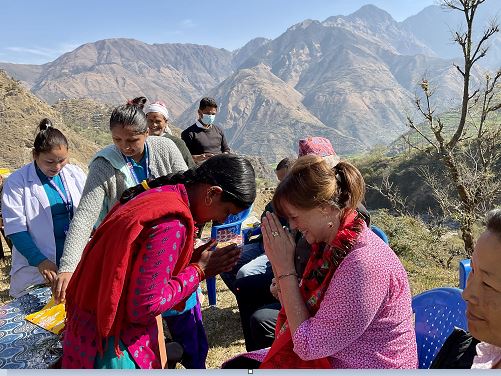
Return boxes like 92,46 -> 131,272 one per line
404,0 -> 501,256
367,176 -> 411,217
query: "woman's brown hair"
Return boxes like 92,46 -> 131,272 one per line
272,155 -> 365,218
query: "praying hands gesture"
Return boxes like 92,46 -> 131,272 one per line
190,238 -> 241,279
262,211 -> 296,277
263,211 -> 309,334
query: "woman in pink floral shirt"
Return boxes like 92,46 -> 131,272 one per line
62,154 -> 256,368
224,155 -> 417,369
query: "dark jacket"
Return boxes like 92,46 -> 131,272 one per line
163,134 -> 196,169
181,123 -> 230,155
430,328 -> 479,369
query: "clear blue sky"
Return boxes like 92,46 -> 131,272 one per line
0,0 -> 436,64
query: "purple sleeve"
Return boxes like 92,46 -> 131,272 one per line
126,218 -> 200,324
292,249 -> 389,360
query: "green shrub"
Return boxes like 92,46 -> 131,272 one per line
371,210 -> 463,268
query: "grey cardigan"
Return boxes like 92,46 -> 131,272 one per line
59,136 -> 188,272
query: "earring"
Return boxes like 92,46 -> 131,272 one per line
327,221 -> 334,228
205,195 -> 212,206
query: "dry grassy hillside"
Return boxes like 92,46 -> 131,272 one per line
53,98 -> 114,148
0,70 -> 99,171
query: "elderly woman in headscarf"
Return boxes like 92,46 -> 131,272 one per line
144,101 -> 195,169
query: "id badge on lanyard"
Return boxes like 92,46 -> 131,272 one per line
124,144 -> 150,185
48,173 -> 73,235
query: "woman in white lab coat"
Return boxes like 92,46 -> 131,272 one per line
1,119 -> 86,297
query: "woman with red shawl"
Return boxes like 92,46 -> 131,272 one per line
61,154 -> 256,368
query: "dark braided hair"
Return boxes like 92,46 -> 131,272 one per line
120,154 -> 256,209
333,164 -> 351,209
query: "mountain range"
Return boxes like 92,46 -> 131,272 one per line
1,3 -> 499,162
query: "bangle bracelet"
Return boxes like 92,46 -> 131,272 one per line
190,263 -> 205,281
277,272 -> 298,281
194,263 -> 205,281
190,263 -> 203,281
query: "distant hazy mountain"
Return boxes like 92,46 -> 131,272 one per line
7,39 -> 234,117
232,37 -> 271,69
322,4 -> 436,57
0,62 -> 44,87
402,3 -> 501,71
229,12 -> 478,154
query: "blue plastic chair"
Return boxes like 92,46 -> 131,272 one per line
206,206 -> 253,306
459,259 -> 471,290
370,225 -> 389,244
412,287 -> 467,369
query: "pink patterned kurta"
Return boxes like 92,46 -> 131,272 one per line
63,185 -> 200,368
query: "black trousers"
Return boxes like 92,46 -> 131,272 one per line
234,271 -> 279,351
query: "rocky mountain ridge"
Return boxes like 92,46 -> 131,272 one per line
1,4 -> 498,162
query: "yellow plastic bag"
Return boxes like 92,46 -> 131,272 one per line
25,297 -> 66,335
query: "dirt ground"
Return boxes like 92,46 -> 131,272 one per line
198,277 -> 247,368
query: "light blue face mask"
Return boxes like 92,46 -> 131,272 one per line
201,114 -> 216,125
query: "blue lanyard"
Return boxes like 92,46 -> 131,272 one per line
48,172 -> 73,220
123,143 -> 150,185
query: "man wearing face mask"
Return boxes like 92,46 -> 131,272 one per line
181,97 -> 230,165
